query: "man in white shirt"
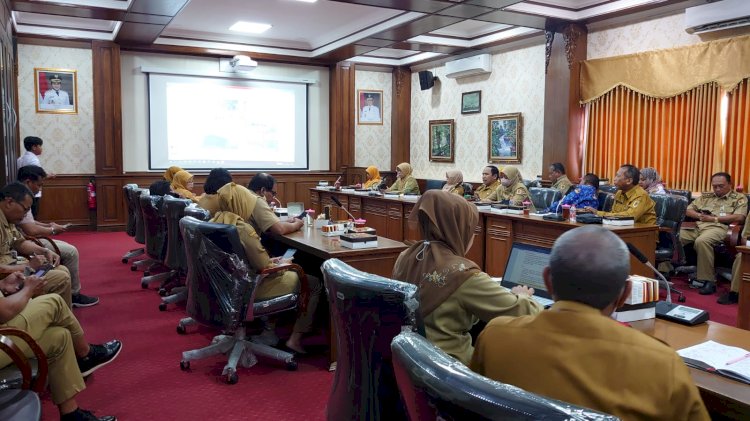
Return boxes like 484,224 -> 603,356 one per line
17,136 -> 42,168
359,95 -> 380,122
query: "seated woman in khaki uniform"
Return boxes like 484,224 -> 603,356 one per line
210,182 -> 321,354
392,190 -> 541,365
163,165 -> 183,183
170,170 -> 201,203
361,166 -> 382,190
386,162 -> 420,195
442,170 -> 465,196
196,168 -> 232,217
482,166 -> 535,211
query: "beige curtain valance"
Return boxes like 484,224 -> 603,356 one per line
580,34 -> 750,103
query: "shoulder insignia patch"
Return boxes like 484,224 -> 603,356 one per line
631,200 -> 640,208
738,198 -> 746,206
574,188 -> 581,193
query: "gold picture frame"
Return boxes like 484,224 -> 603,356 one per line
34,68 -> 78,114
488,112 -> 521,164
357,89 -> 383,125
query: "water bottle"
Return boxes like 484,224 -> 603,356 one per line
719,205 -> 726,217
570,205 -> 577,223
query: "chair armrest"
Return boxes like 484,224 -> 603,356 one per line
658,226 -> 673,233
726,224 -> 743,255
0,328 -> 48,393
26,236 -> 61,256
258,263 -> 310,313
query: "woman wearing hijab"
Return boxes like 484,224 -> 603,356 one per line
386,162 -> 420,194
210,183 -> 321,354
170,170 -> 199,202
163,166 -> 183,183
392,191 -> 540,365
361,166 -> 382,190
639,167 -> 666,194
442,170 -> 465,196
482,166 -> 535,211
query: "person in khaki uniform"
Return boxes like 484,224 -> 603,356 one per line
210,183 -> 321,354
548,162 -> 573,196
583,164 -> 656,224
471,226 -> 709,421
392,191 -> 541,365
442,170 -> 465,196
247,173 -> 304,236
482,166 -> 536,212
0,273 -> 122,421
386,162 -> 420,195
473,165 -> 501,201
197,168 -> 233,218
682,172 -> 747,295
0,182 -> 72,308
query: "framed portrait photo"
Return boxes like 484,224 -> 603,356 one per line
488,112 -> 522,164
357,89 -> 383,125
35,68 -> 77,114
429,119 -> 455,163
461,90 -> 481,114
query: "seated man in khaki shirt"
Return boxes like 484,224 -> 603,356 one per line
471,226 -> 709,421
247,173 -> 304,235
582,164 -> 656,224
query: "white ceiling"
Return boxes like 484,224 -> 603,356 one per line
11,0 -> 697,66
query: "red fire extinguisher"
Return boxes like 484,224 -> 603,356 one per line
87,179 -> 96,210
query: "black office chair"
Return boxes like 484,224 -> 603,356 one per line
424,179 -> 446,191
597,191 -> 614,212
322,258 -> 419,421
461,182 -> 473,196
391,332 -> 619,421
599,184 -> 618,194
177,216 -> 302,384
522,179 -> 541,189
138,194 -> 176,288
129,187 -> 152,271
0,328 -> 47,421
665,188 -> 692,203
183,206 -> 211,221
651,194 -> 688,302
528,187 -> 561,210
157,196 -> 193,311
122,184 -> 145,263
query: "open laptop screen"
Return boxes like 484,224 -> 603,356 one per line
502,242 -> 552,298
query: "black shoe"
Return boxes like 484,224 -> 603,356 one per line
78,340 -> 122,377
72,293 -> 99,308
61,408 -> 116,421
689,280 -> 706,289
698,282 -> 717,295
717,291 -> 739,305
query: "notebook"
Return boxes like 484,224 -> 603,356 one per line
677,340 -> 750,385
497,242 -> 554,308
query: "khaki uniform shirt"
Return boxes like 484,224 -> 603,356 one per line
248,191 -> 281,234
551,174 -> 573,196
386,175 -> 420,195
471,301 -> 710,421
426,272 -> 540,366
197,194 -> 221,218
597,185 -> 656,224
446,185 -> 464,196
486,181 -> 536,212
474,180 -> 500,201
0,210 -> 25,266
688,191 -> 747,231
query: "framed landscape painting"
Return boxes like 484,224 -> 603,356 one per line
429,119 -> 455,163
488,112 -> 521,164
461,90 -> 481,114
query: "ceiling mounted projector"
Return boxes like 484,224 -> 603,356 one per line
229,55 -> 258,72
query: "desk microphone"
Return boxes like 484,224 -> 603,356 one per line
330,196 -> 358,222
625,242 -> 709,325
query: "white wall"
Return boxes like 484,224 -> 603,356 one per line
354,69 -> 392,170
120,51 -> 330,172
17,44 -> 95,174
409,42 -> 546,183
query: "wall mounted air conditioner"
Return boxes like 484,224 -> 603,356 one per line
444,54 -> 492,79
685,0 -> 750,34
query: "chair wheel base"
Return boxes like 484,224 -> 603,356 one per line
130,265 -> 137,271
121,258 -> 128,263
286,360 -> 298,371
141,281 -> 149,289
180,360 -> 190,371
176,325 -> 186,334
158,288 -> 168,296
678,295 -> 686,303
226,372 -> 239,384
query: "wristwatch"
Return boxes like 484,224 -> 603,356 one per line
51,227 -> 56,235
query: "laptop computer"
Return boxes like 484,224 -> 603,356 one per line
498,242 -> 554,308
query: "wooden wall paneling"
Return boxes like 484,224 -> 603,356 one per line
348,196 -> 362,219
391,66 -> 411,168
403,203 -> 419,242
467,216 -> 484,269
94,176 -> 125,230
484,215 -> 513,276
362,200 -> 388,234
386,202 -> 404,241
36,175 -> 93,228
329,61 -> 355,171
0,0 -> 17,188
542,25 -> 587,182
92,41 -> 122,175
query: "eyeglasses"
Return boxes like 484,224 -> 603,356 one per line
14,200 -> 31,213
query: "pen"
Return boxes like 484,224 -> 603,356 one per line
725,353 -> 750,366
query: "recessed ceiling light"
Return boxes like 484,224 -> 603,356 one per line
229,21 -> 272,34
294,0 -> 317,2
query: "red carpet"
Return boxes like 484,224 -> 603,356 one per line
40,231 -> 332,421
664,274 -> 739,326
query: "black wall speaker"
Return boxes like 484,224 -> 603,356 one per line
419,70 -> 436,90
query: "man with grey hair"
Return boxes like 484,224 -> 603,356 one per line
471,226 -> 709,420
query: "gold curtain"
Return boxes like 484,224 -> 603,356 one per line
586,84 -> 721,192
725,78 -> 750,190
581,35 -> 750,103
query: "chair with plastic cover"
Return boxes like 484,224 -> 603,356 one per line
528,187 -> 561,211
129,187 -> 152,270
599,184 -> 617,194
597,191 -> 614,212
177,216 -> 303,384
157,196 -> 193,311
183,206 -> 211,221
424,179 -> 446,191
391,331 -> 619,421
651,194 -> 688,302
122,184 -> 145,263
321,258 -> 419,421
0,328 -> 48,421
138,194 -> 176,288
